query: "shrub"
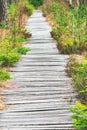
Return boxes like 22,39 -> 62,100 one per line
0,53 -> 20,67
67,55 -> 87,104
72,63 -> 87,103
29,0 -> 43,7
8,3 -> 17,22
44,1 -> 87,54
0,70 -> 11,81
26,4 -> 34,16
1,32 -> 28,50
0,21 -> 7,29
71,102 -> 87,130
51,27 -> 60,41
17,47 -> 31,55
18,28 -> 32,38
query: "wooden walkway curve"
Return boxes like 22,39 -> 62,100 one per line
0,10 -> 75,130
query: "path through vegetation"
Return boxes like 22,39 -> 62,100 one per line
0,10 -> 76,130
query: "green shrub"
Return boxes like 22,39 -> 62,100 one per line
0,21 -> 7,29
18,27 -> 32,38
1,32 -> 28,50
67,55 -> 87,103
29,0 -> 43,7
44,1 -> 87,54
50,2 -> 59,18
71,102 -> 87,130
0,53 -> 20,67
6,53 -> 20,67
0,40 -> 13,54
8,3 -> 17,22
17,47 -> 31,55
26,4 -> 34,16
0,70 -> 11,81
51,27 -> 60,41
72,63 -> 87,103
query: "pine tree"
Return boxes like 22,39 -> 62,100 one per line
0,0 -> 7,23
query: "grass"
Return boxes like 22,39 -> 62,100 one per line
0,70 -> 11,81
43,0 -> 87,54
67,54 -> 87,130
17,47 -> 31,55
0,97 -> 6,110
67,55 -> 87,104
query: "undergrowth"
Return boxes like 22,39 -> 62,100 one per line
17,47 -> 31,55
0,70 -> 11,81
28,0 -> 43,8
43,0 -> 87,54
67,55 -> 87,104
67,55 -> 87,130
0,0 -> 32,82
71,102 -> 87,130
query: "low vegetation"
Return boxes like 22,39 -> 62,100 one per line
67,55 -> 87,104
28,0 -> 43,8
67,54 -> 87,130
71,102 -> 87,130
43,0 -> 87,54
0,0 -> 34,109
0,0 -> 33,80
17,47 -> 31,55
0,70 -> 11,81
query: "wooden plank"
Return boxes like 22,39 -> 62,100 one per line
0,127 -> 75,130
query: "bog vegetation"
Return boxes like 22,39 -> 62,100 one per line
0,0 -> 34,83
42,0 -> 87,129
43,0 -> 87,54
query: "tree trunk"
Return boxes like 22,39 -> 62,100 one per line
66,0 -> 87,7
0,0 -> 7,23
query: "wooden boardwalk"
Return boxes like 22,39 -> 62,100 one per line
0,10 -> 76,130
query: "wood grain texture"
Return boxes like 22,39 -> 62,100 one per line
0,10 -> 76,130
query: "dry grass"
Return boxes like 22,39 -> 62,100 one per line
0,29 -> 10,41
0,81 -> 14,110
0,82 -> 7,110
70,54 -> 84,64
45,14 -> 55,26
0,97 -> 6,110
66,54 -> 84,76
